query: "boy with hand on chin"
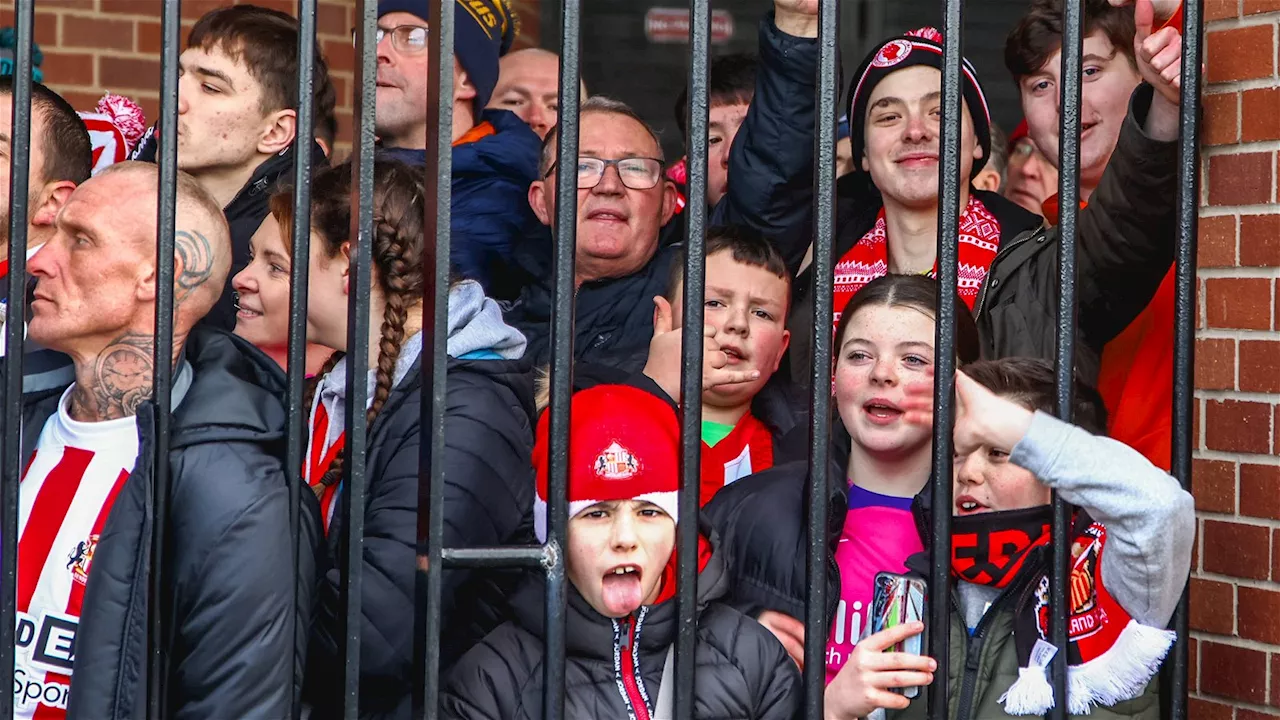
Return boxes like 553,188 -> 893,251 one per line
440,384 -> 801,720
641,226 -> 804,504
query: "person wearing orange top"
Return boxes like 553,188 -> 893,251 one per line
374,0 -> 542,300
1005,0 -> 1185,469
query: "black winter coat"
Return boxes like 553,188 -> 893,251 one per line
725,14 -> 1178,390
503,238 -> 680,375
305,354 -> 537,720
439,527 -> 802,720
703,458 -> 848,625
52,330 -> 323,719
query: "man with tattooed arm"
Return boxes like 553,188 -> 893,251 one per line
12,161 -> 319,719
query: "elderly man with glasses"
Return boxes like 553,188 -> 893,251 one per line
372,0 -> 542,300
503,96 -> 683,374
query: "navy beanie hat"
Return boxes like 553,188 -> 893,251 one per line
846,27 -> 991,179
377,0 -> 519,109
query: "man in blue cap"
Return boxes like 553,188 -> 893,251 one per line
375,0 -> 542,301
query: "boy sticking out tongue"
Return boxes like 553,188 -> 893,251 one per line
442,384 -> 802,719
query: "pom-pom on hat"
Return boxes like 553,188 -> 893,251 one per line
846,27 -> 992,179
79,92 -> 147,176
532,385 -> 681,544
377,0 -> 519,110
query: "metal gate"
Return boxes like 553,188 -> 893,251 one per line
0,0 -> 1201,718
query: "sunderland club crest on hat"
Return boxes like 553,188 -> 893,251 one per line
594,442 -> 640,480
872,39 -> 913,68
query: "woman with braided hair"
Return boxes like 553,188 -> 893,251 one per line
265,158 -> 536,719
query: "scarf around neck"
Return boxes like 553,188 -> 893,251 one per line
831,194 -> 1000,332
951,507 -> 1175,716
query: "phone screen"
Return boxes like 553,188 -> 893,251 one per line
871,572 -> 927,698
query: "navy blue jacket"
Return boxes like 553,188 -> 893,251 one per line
379,109 -> 541,299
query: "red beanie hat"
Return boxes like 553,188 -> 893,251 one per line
532,385 -> 680,543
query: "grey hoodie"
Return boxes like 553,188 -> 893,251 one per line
315,280 -> 527,449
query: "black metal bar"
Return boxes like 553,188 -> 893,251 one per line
927,0 -> 964,714
415,0 -> 455,713
0,2 -> 34,717
1048,0 -> 1085,715
341,1 -> 377,717
146,0 -> 182,714
803,0 -> 840,717
543,2 -> 582,718
286,3 -> 317,718
1167,2 -> 1203,718
441,546 -> 554,568
674,0 -> 711,715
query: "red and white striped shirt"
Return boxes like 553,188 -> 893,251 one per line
14,387 -> 138,719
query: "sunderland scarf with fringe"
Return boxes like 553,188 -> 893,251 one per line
952,508 -> 1176,716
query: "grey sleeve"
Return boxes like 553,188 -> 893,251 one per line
1010,411 -> 1194,628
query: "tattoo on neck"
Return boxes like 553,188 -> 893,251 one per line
70,331 -> 156,421
174,229 -> 214,306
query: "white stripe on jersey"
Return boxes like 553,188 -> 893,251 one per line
14,386 -> 139,720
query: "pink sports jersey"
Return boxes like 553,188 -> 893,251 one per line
825,483 -> 923,684
15,387 -> 139,719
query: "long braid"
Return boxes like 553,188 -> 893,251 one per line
316,162 -> 425,489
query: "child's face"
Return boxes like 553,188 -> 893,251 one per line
834,304 -> 936,458
952,395 -> 1051,515
567,499 -> 676,618
671,250 -> 791,409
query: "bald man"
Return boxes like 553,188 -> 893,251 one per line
17,161 -> 319,719
488,47 -> 588,139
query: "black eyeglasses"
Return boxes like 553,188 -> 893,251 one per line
544,157 -> 665,190
354,25 -> 428,53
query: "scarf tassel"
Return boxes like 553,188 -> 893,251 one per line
999,620 -> 1176,716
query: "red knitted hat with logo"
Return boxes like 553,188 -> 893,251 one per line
532,384 -> 680,543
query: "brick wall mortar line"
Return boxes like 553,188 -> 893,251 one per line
1196,388 -> 1280,402
1191,630 -> 1280,654
1194,448 -> 1280,464
1204,140 -> 1280,155
1203,12 -> 1280,33
1202,206 -> 1280,217
1197,267 -> 1280,278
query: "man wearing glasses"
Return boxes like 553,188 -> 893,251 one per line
373,0 -> 542,301
504,96 -> 680,374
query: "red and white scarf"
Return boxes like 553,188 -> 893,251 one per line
831,194 -> 1001,333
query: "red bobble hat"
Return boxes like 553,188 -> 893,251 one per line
532,385 -> 680,544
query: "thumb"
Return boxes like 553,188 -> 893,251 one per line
1134,0 -> 1154,43
652,296 -> 674,336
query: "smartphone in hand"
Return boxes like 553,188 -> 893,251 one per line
871,572 -> 928,698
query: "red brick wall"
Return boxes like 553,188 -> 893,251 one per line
1193,1 -> 1280,717
0,0 -> 358,154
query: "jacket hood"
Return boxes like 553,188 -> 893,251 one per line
453,109 -> 541,182
373,109 -> 540,182
509,519 -> 730,660
448,279 -> 527,359
169,328 -> 288,449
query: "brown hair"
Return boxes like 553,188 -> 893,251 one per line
673,53 -> 757,141
833,274 -> 981,366
0,78 -> 91,186
962,357 -> 1108,436
278,159 -> 426,489
664,224 -> 791,314
1004,0 -> 1137,82
187,5 -> 338,136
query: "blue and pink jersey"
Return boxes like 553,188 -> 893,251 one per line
825,483 -> 923,684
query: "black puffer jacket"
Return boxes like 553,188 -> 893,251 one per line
56,329 -> 322,719
440,526 -> 802,719
305,353 -> 537,720
703,457 -> 848,625
725,14 -> 1177,391
502,237 -> 680,375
